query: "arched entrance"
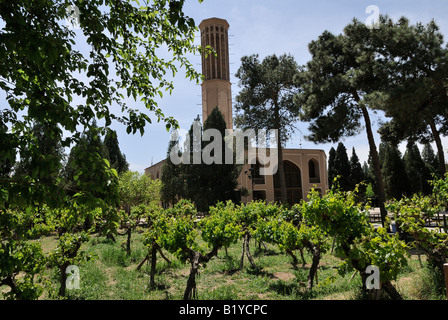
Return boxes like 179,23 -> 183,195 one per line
308,158 -> 320,184
274,160 -> 302,205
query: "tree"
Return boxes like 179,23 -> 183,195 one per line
48,230 -> 91,297
0,209 -> 47,299
60,121 -> 121,241
234,54 -> 300,203
349,147 -> 366,198
118,171 -> 161,255
156,200 -> 241,300
0,0 -> 204,210
1,1 -> 205,299
388,175 -> 448,286
12,121 -> 66,208
235,201 -> 265,270
161,137 -> 185,207
327,147 -> 336,189
362,161 -> 370,179
403,141 -> 432,195
119,171 -> 161,208
104,129 -> 129,175
200,107 -> 241,209
62,121 -> 110,195
349,148 -> 364,185
295,19 -> 391,225
13,121 -> 65,180
303,188 -> 408,300
181,108 -> 241,212
422,143 -> 440,177
254,203 -> 329,291
379,142 -> 409,200
161,108 -> 241,212
374,17 -> 448,177
0,111 -> 17,179
332,143 -> 352,191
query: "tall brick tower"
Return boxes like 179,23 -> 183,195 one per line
199,18 -> 233,129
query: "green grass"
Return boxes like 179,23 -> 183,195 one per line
2,229 -> 445,300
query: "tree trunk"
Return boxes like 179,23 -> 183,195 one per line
274,104 -> 288,204
244,233 -> 258,269
359,103 -> 387,227
361,278 -> 402,300
240,234 -> 246,270
183,247 -> 220,300
299,248 -> 307,266
59,263 -> 68,297
428,119 -> 446,176
239,232 -> 258,270
126,227 -> 131,256
149,245 -> 157,289
257,240 -> 268,253
277,142 -> 288,204
307,244 -> 321,291
183,252 -> 201,300
58,240 -> 82,298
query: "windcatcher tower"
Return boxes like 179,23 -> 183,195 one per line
199,18 -> 233,129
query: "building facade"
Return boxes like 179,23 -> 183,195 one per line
238,148 -> 327,204
145,17 -> 328,205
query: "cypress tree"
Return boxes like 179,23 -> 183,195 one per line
104,129 -> 129,175
362,161 -> 370,180
349,147 -> 365,189
403,141 -> 432,195
182,115 -> 207,211
62,121 -> 109,193
201,107 -> 240,210
12,121 -> 66,207
328,147 -> 336,189
380,142 -> 409,200
421,142 -> 439,177
176,108 -> 241,212
160,135 -> 185,207
333,142 -> 351,191
13,121 -> 65,184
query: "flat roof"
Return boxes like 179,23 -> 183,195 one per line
199,17 -> 230,29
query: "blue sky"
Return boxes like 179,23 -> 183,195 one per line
90,1 -> 448,172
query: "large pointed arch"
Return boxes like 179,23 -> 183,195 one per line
274,160 -> 302,205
